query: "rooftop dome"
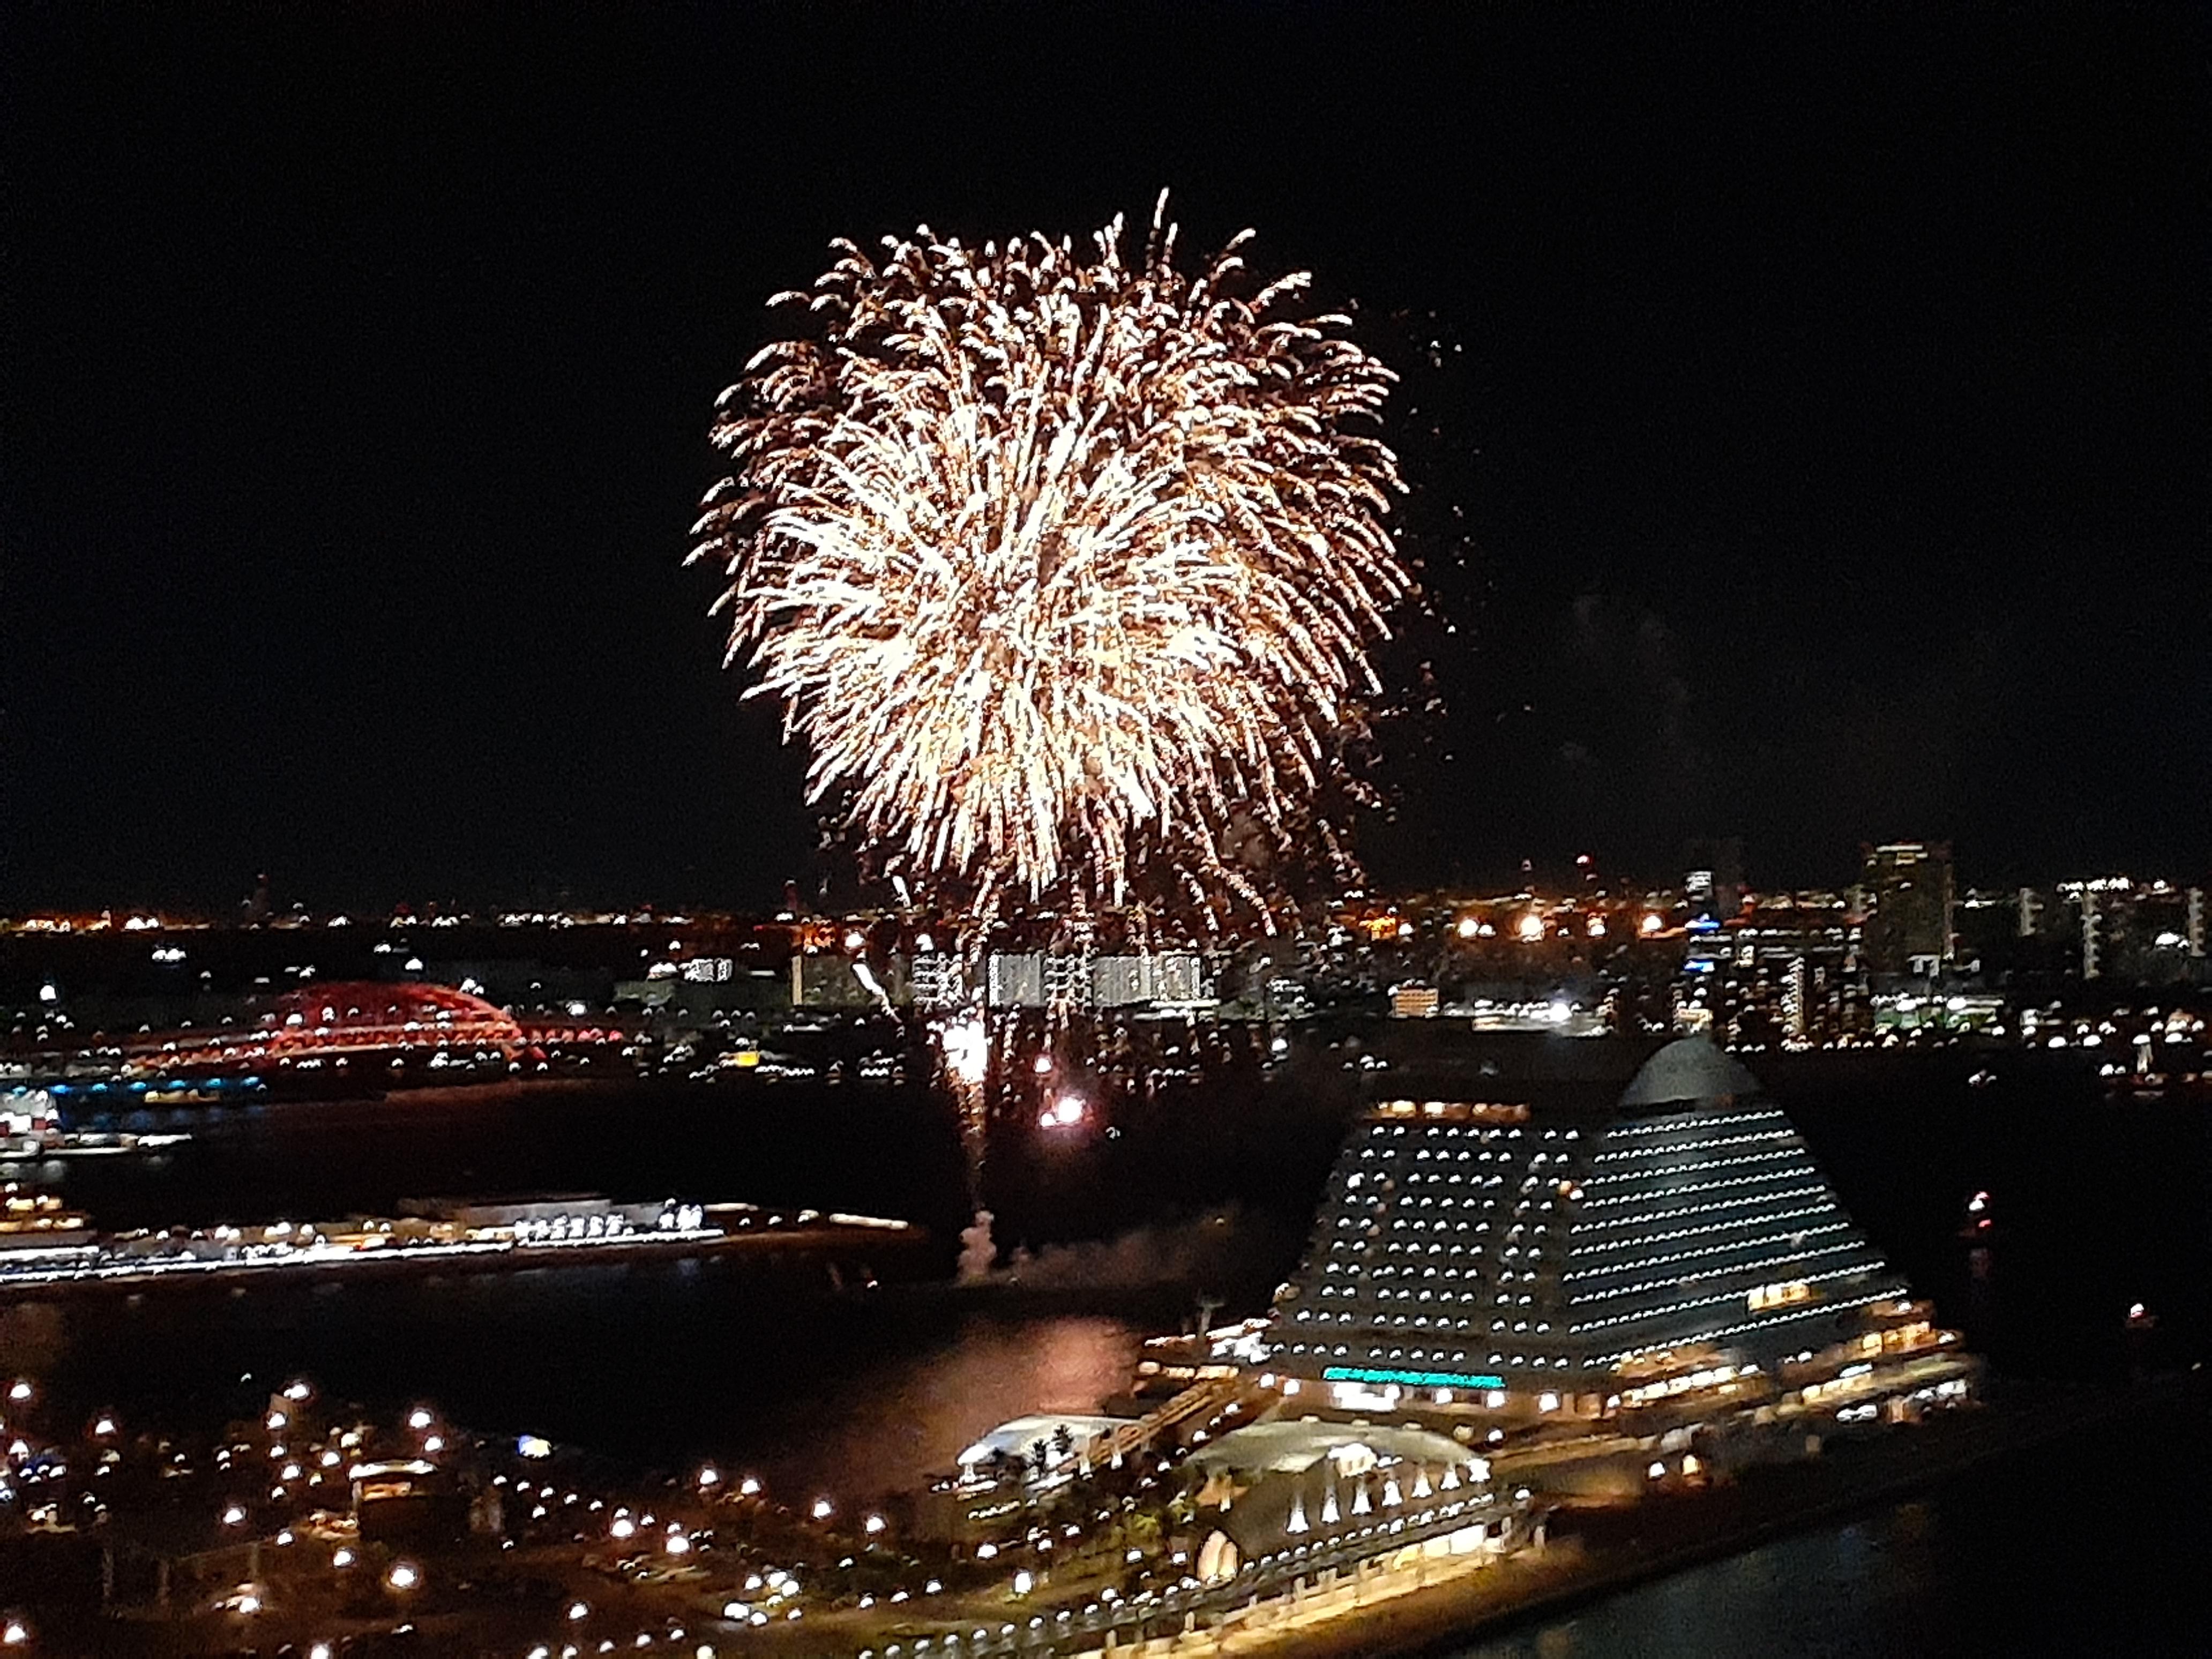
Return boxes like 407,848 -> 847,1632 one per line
1619,1036 -> 1762,1108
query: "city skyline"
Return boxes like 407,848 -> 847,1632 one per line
8,9 -> 2204,909
0,835 -> 2201,928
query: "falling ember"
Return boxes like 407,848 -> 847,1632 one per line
691,193 -> 1409,923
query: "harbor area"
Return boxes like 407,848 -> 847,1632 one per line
0,1189 -> 922,1295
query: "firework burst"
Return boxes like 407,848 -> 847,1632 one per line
691,194 -> 1408,923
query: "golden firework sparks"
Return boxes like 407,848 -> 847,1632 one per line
691,194 -> 1407,922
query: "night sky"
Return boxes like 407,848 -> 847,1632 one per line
5,6 -> 2204,913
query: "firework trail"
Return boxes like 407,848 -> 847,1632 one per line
692,193 -> 1407,925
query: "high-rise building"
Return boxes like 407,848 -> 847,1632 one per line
1859,842 -> 1955,976
1261,1040 -> 1963,1425
1090,951 -> 1210,1009
2061,877 -> 2207,983
2079,889 -> 2106,980
1684,838 -> 1744,925
1042,953 -> 1088,1011
910,952 -> 967,1010
985,952 -> 1047,1008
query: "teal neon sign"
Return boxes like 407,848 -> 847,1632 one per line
1321,1365 -> 1505,1390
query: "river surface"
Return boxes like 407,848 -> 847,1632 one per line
5,1064 -> 2208,1650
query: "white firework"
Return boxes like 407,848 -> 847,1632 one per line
691,193 -> 1408,922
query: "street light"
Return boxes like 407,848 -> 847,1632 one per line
386,1563 -> 420,1591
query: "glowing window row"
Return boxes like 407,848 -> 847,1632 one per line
1314,1285 -> 1527,1306
1562,1208 -> 1842,1279
1588,1120 -> 1789,1162
1326,1260 -> 1539,1283
1580,1147 -> 1812,1197
1570,1182 -> 1827,1235
1575,1169 -> 1816,1217
1410,1144 -> 1567,1163
1593,1141 -> 1796,1185
1573,1259 -> 1887,1335
1601,1110 -> 1779,1140
1566,1225 -> 1854,1302
1596,1283 -> 1909,1366
1403,1149 -> 1566,1173
1285,1340 -> 1572,1373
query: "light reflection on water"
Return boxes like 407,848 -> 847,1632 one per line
742,1312 -> 1142,1497
5,1262 -> 1146,1500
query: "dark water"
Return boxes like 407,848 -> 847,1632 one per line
0,1268 -> 1148,1500
1450,1418 -> 2212,1657
8,1062 -> 2210,1649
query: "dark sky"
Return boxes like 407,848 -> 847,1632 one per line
5,5 -> 2205,912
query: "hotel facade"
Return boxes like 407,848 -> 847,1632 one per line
1261,1038 -> 1971,1429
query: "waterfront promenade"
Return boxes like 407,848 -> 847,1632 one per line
853,1376 -> 2197,1659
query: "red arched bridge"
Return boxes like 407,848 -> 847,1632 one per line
124,982 -> 625,1077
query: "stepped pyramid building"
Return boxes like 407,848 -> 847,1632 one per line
1264,1038 -> 1963,1426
